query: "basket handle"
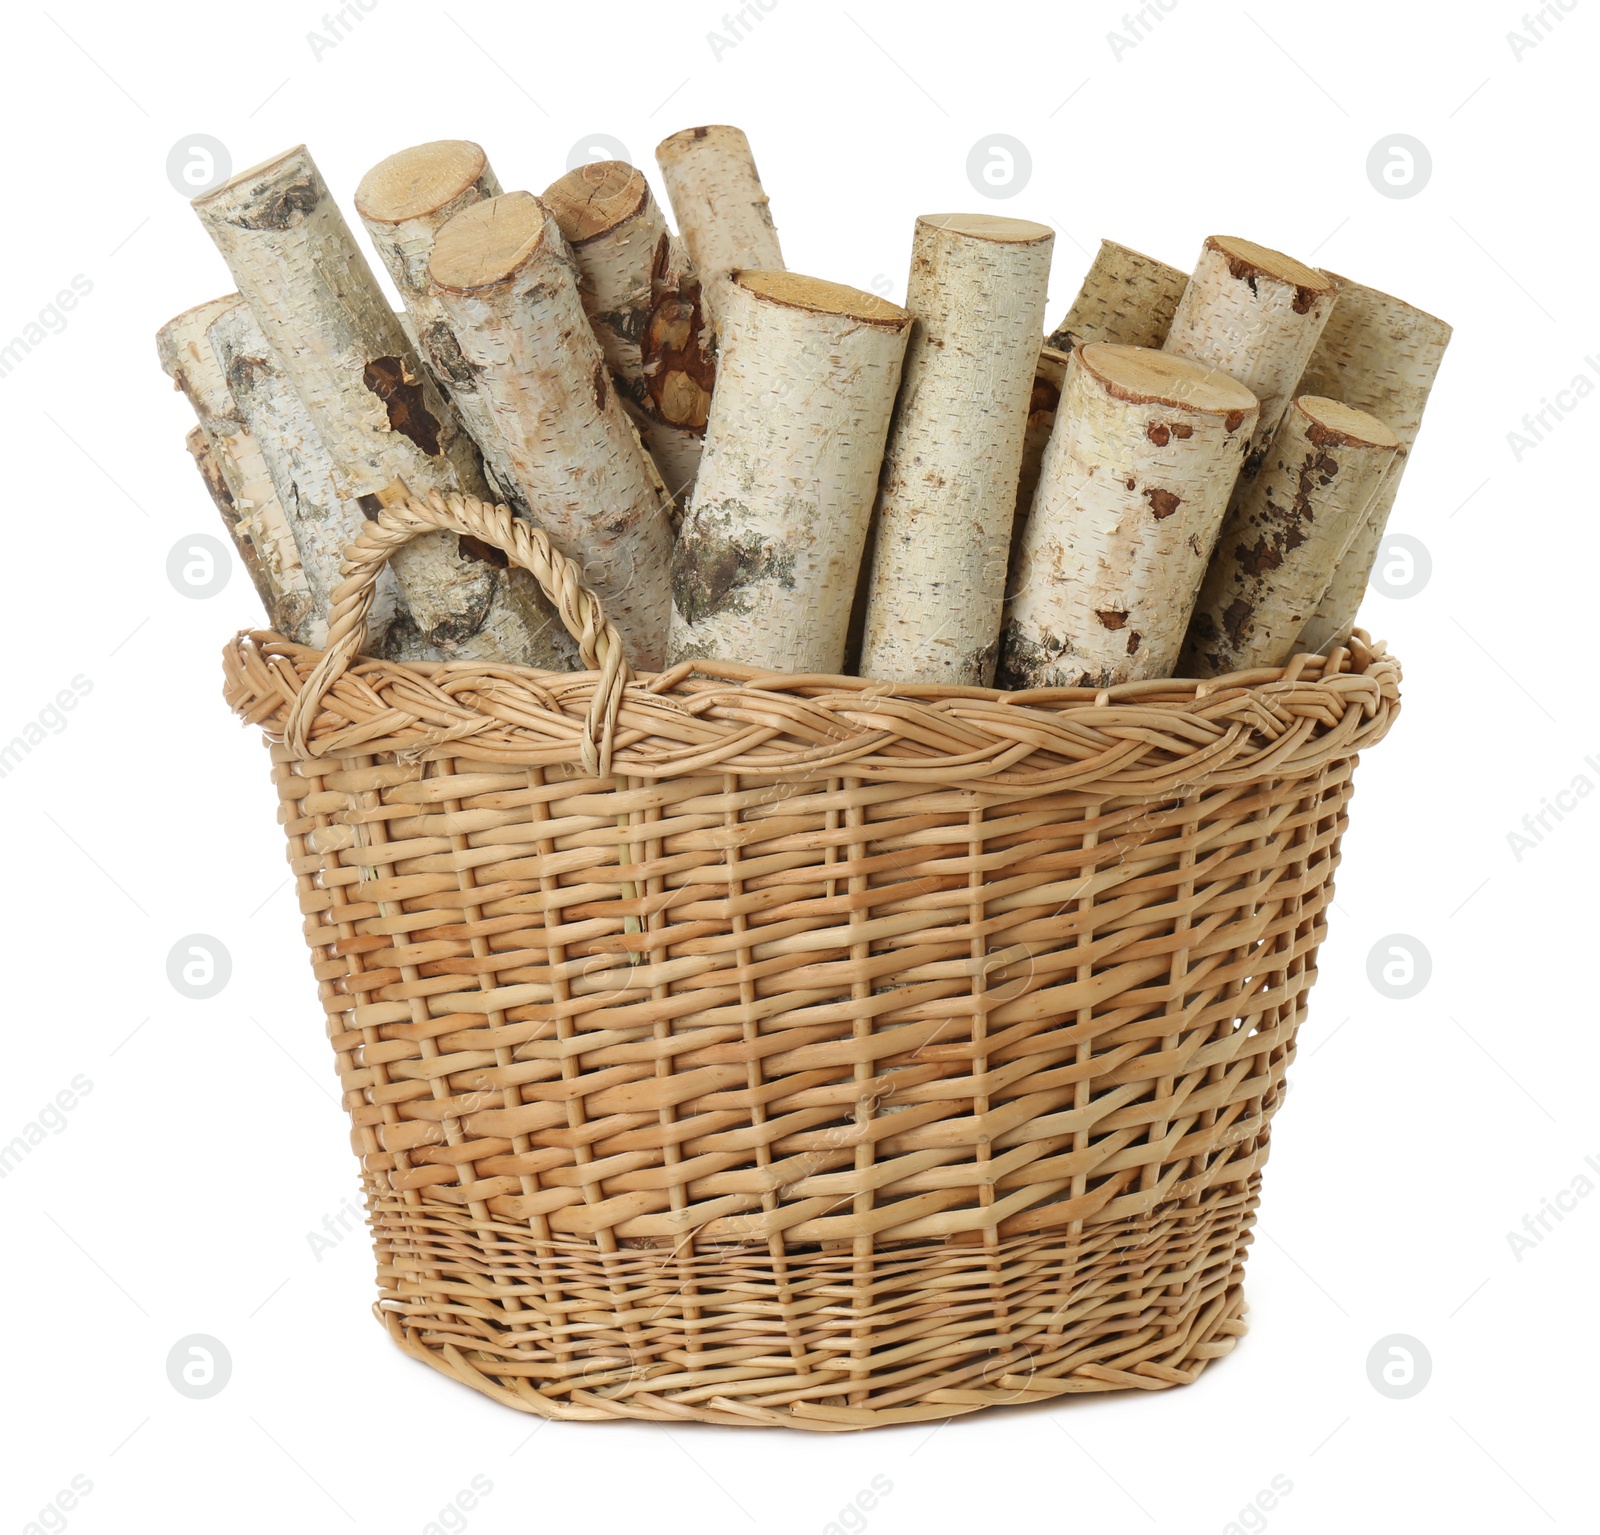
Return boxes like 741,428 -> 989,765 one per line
284,489 -> 633,777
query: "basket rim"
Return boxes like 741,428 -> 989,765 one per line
222,625 -> 1400,793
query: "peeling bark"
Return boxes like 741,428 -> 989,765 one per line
428,191 -> 677,668
184,426 -> 276,619
1013,346 -> 1070,543
192,144 -> 565,667
655,125 -> 783,333
1163,235 -> 1339,479
208,302 -> 418,658
1047,239 -> 1188,353
668,270 -> 912,673
541,160 -> 713,508
157,295 -> 316,640
1183,396 -> 1400,675
1293,276 -> 1452,652
860,213 -> 1055,685
1000,343 -> 1259,688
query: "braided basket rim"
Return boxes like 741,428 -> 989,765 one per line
222,625 -> 1399,791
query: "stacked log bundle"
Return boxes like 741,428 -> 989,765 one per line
157,296 -> 315,642
999,343 -> 1258,689
859,213 -> 1055,685
669,271 -> 912,673
192,145 -> 569,668
1163,235 -> 1340,477
428,190 -> 678,668
655,125 -> 784,332
1047,239 -> 1188,353
540,160 -> 715,508
159,124 -> 1448,697
1293,279 -> 1452,652
1182,396 -> 1400,676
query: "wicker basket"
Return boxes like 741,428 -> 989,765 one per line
223,491 -> 1400,1431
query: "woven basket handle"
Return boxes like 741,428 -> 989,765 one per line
284,490 -> 632,777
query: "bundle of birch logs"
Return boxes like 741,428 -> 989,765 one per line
162,128 -> 1449,689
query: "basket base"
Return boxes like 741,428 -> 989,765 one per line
367,1180 -> 1258,1431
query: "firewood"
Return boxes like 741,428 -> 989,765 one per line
668,271 -> 912,673
1293,277 -> 1452,652
157,295 -> 315,641
183,426 -> 277,620
427,190 -> 677,668
1182,396 -> 1400,676
999,343 -> 1258,689
191,145 -> 566,666
541,160 -> 714,507
207,301 -> 423,659
354,140 -> 509,488
655,125 -> 783,332
1162,235 -> 1339,478
1046,239 -> 1187,353
859,213 -> 1055,685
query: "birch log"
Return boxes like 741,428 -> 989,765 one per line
1162,235 -> 1339,476
669,271 -> 912,672
1293,277 -> 1452,652
191,145 -> 566,666
183,426 -> 276,620
428,191 -> 677,667
859,213 -> 1055,685
157,295 -> 315,641
655,125 -> 783,331
354,140 -> 505,462
208,302 -> 416,658
999,343 -> 1258,689
1046,240 -> 1188,353
1182,396 -> 1400,676
541,160 -> 714,506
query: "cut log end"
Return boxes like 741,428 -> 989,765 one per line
428,191 -> 549,292
1077,342 -> 1258,416
541,160 -> 650,245
1295,395 -> 1401,450
1206,234 -> 1337,299
656,123 -> 754,164
736,269 -> 910,327
191,144 -> 317,222
354,139 -> 493,225
916,212 -> 1055,246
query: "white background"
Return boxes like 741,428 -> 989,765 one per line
2,1 -> 1595,1531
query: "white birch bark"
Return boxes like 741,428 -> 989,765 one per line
1162,235 -> 1339,476
427,191 -> 677,668
540,160 -> 714,508
208,301 -> 418,657
668,270 -> 912,674
1293,277 -> 1452,652
191,145 -> 566,667
654,125 -> 783,332
859,213 -> 1055,685
1000,343 -> 1259,688
183,425 -> 277,622
1182,396 -> 1400,676
1047,239 -> 1188,353
157,295 -> 316,641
